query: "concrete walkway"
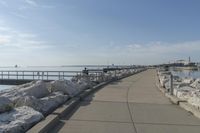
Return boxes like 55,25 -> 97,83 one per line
51,69 -> 200,133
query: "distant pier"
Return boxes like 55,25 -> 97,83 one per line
0,70 -> 103,85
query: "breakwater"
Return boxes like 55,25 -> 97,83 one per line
157,67 -> 200,113
0,67 -> 146,133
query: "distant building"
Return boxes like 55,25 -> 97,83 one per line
174,57 -> 196,67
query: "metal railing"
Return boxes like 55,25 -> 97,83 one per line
0,67 -> 147,84
0,70 -> 104,81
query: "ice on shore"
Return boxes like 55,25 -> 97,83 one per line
0,79 -> 83,132
157,69 -> 200,110
0,68 -> 140,133
0,97 -> 13,113
50,80 -> 78,97
190,78 -> 200,89
0,106 -> 43,133
173,86 -> 195,100
0,81 -> 50,102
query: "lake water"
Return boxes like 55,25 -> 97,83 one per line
0,66 -> 105,91
171,69 -> 200,79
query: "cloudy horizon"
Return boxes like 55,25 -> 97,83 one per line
0,0 -> 200,66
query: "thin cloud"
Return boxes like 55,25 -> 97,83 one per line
0,35 -> 11,45
10,12 -> 27,19
0,22 -> 47,49
126,41 -> 200,54
24,0 -> 37,6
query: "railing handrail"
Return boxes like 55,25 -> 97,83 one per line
0,70 -> 82,73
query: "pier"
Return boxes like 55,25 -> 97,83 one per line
48,69 -> 200,133
0,67 -> 139,85
0,70 -> 103,85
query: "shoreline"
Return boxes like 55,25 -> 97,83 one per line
157,68 -> 200,118
0,68 -> 146,133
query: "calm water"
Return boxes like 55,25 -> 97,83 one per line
0,66 -> 105,91
171,69 -> 200,79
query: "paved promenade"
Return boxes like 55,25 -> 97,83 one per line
51,69 -> 200,133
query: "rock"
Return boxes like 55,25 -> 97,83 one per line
0,97 -> 13,113
39,92 -> 69,115
77,78 -> 95,90
18,80 -> 50,98
190,78 -> 200,89
0,81 -> 50,102
188,91 -> 200,109
14,92 -> 69,116
173,86 -> 195,100
182,77 -> 194,84
0,106 -> 43,133
164,81 -> 170,90
50,80 -> 79,97
159,75 -> 169,87
14,96 -> 43,112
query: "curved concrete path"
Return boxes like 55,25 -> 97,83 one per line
51,69 -> 200,133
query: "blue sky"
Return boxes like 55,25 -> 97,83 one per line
0,0 -> 200,66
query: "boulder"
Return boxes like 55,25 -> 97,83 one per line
50,80 -> 79,97
14,96 -> 43,112
173,86 -> 194,100
14,92 -> 69,116
39,92 -> 69,115
190,78 -> 200,89
188,91 -> 200,109
18,80 -> 50,98
159,75 -> 169,87
182,77 -> 194,84
0,81 -> 50,102
0,106 -> 43,133
0,97 -> 13,113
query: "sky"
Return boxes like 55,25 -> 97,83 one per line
0,0 -> 200,66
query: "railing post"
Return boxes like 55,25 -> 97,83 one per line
42,72 -> 44,80
96,72 -> 98,82
23,71 -> 24,80
8,71 -> 9,79
17,71 -> 18,80
33,72 -> 34,80
1,71 -> 3,79
170,73 -> 173,95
